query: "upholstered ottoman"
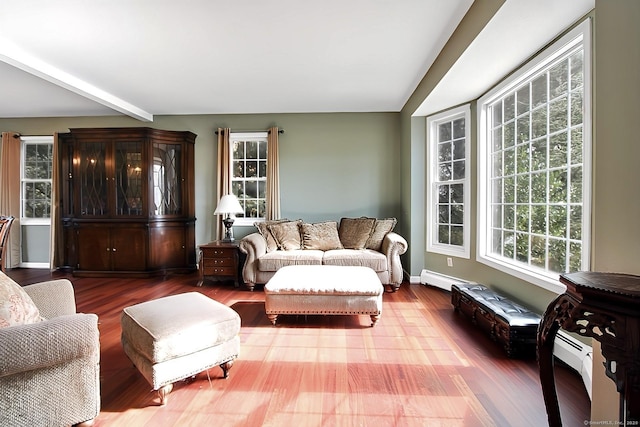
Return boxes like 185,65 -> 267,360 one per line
121,292 -> 240,404
264,265 -> 383,326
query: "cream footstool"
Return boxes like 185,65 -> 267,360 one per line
264,265 -> 383,326
121,292 -> 240,404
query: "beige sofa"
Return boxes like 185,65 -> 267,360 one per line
239,217 -> 408,291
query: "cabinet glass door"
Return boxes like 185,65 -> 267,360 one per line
152,143 -> 182,216
78,141 -> 107,216
114,141 -> 143,216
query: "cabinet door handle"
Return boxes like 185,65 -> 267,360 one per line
112,248 -> 117,252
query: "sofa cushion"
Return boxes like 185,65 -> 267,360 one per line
338,217 -> 375,249
255,218 -> 289,252
322,249 -> 388,272
365,217 -> 397,251
300,221 -> 343,251
258,249 -> 324,271
268,220 -> 302,250
0,272 -> 42,328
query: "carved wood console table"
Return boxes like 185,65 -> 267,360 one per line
537,272 -> 640,426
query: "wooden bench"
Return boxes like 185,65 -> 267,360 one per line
451,283 -> 541,357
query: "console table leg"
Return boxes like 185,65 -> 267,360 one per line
538,311 -> 562,426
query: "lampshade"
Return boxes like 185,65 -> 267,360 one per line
214,194 -> 244,215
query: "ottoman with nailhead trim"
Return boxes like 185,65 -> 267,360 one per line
264,265 -> 383,327
121,292 -> 240,404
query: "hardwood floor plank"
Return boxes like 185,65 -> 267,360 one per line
6,269 -> 590,427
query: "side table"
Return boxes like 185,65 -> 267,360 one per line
537,271 -> 640,426
197,241 -> 239,288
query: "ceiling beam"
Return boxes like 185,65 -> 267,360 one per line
0,38 -> 153,122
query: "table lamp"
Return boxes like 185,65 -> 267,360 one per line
214,194 -> 244,242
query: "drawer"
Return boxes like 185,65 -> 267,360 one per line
201,248 -> 236,257
202,266 -> 235,276
203,258 -> 234,268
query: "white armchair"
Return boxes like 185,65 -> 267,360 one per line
0,275 -> 100,427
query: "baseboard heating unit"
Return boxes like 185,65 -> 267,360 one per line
421,269 -> 593,399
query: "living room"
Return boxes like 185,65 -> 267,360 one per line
1,0 -> 639,425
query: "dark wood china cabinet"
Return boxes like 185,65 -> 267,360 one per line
58,127 -> 196,277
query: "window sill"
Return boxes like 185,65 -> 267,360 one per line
477,255 -> 568,294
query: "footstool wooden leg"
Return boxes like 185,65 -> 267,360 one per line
370,314 -> 380,327
157,383 -> 173,405
220,359 -> 234,378
267,314 -> 278,325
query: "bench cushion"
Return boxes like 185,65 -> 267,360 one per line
451,283 -> 540,357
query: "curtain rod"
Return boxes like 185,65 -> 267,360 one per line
215,128 -> 284,135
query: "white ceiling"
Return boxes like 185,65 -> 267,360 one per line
414,0 -> 595,117
0,0 -> 474,121
0,1 -> 595,123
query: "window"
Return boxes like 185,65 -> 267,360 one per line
21,136 -> 53,222
20,135 -> 53,268
230,132 -> 268,225
477,21 -> 591,292
426,105 -> 471,258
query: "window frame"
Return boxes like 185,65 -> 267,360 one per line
228,132 -> 268,227
20,135 -> 54,226
477,20 -> 592,293
426,104 -> 471,258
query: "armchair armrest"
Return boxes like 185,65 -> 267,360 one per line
23,279 -> 76,318
381,232 -> 408,287
239,233 -> 268,287
0,313 -> 99,378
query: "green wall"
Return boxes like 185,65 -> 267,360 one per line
400,0 -> 640,309
0,112 -> 401,248
400,0 -> 639,421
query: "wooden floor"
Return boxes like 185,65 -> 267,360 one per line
8,269 -> 590,427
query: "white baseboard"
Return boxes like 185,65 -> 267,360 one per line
420,269 -> 467,291
554,330 -> 593,400
19,262 -> 50,269
408,275 -> 422,284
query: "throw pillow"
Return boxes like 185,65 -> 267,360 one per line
365,218 -> 398,251
338,217 -> 375,249
300,221 -> 343,250
255,219 -> 289,252
268,220 -> 302,250
0,272 -> 42,328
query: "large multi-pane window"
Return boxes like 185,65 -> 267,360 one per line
426,105 -> 470,258
230,132 -> 268,225
478,21 -> 591,291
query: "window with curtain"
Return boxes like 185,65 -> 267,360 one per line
426,104 -> 470,258
229,132 -> 268,225
477,20 -> 591,292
